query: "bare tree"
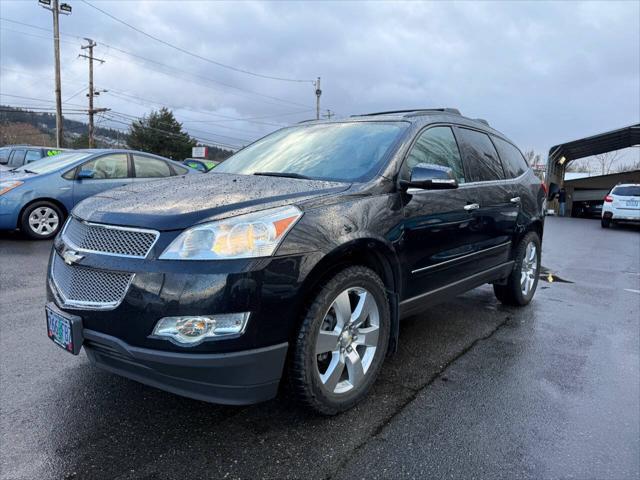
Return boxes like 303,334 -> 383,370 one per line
565,158 -> 592,173
523,149 -> 541,166
592,150 -> 620,175
616,157 -> 640,172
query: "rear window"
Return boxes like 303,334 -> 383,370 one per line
612,186 -> 640,197
492,136 -> 528,178
455,128 -> 505,181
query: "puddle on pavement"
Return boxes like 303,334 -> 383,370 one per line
539,266 -> 574,284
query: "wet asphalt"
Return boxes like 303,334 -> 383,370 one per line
0,217 -> 638,480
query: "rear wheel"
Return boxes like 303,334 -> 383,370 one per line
290,266 -> 390,415
494,231 -> 541,306
20,201 -> 64,240
601,217 -> 611,228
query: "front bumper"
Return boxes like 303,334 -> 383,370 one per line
84,328 -> 288,404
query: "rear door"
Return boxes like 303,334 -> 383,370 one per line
453,126 -> 518,269
399,125 -> 478,298
72,153 -> 131,204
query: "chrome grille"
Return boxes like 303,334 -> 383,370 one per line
62,217 -> 158,258
51,253 -> 133,309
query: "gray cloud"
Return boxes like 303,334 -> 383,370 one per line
1,0 -> 638,157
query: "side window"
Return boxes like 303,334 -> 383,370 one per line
405,126 -> 465,183
133,155 -> 172,178
25,150 -> 43,163
492,136 -> 528,178
82,154 -> 128,179
173,164 -> 190,175
0,148 -> 11,162
8,149 -> 26,167
456,128 -> 505,182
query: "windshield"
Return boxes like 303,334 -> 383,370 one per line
612,185 -> 640,197
13,152 -> 93,174
214,122 -> 408,182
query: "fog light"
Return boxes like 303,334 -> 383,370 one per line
152,313 -> 249,345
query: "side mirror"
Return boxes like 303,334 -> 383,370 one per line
401,163 -> 458,190
77,169 -> 95,179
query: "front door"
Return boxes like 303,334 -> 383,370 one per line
72,153 -> 131,205
399,125 -> 479,301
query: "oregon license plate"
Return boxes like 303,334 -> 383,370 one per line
46,305 -> 83,355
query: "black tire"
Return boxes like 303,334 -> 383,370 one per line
493,231 -> 541,306
601,217 -> 611,228
20,201 -> 64,240
289,266 -> 390,415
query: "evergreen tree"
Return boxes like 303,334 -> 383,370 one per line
127,108 -> 196,159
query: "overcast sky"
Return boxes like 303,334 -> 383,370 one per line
1,0 -> 638,162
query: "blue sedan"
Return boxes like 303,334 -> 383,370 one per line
0,149 -> 199,239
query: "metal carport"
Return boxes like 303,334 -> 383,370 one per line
546,124 -> 640,214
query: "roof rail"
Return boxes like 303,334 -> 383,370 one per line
474,118 -> 490,126
352,108 -> 461,117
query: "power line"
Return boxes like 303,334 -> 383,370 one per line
80,0 -> 315,84
1,19 -> 317,110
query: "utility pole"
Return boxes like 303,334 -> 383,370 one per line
39,0 -> 72,147
315,77 -> 322,120
80,38 -> 107,148
323,109 -> 334,120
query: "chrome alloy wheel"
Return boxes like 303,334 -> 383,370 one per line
315,287 -> 380,395
520,242 -> 538,296
28,207 -> 59,236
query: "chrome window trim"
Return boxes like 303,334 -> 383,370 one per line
49,251 -> 135,311
61,217 -> 160,259
411,241 -> 511,275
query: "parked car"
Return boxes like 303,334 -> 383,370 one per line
183,158 -> 220,172
0,145 -> 68,171
601,183 -> 640,227
571,199 -> 603,218
0,149 -> 198,239
45,109 -> 545,415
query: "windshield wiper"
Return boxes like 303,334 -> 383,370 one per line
14,169 -> 37,174
253,171 -> 311,180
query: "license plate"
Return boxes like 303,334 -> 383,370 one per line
626,200 -> 638,207
46,305 -> 83,355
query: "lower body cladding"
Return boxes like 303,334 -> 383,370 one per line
46,245 -> 321,405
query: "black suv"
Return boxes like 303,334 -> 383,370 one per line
46,108 -> 545,414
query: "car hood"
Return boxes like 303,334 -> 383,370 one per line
72,172 -> 351,230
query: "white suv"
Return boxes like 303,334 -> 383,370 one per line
601,183 -> 640,228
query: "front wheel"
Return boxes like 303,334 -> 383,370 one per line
289,266 -> 390,415
494,231 -> 541,306
20,201 -> 64,240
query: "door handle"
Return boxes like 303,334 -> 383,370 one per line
464,203 -> 480,211
510,197 -> 521,203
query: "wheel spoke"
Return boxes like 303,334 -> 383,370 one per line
345,349 -> 365,388
332,290 -> 352,328
354,325 -> 379,347
321,353 -> 345,392
351,291 -> 375,327
316,329 -> 340,355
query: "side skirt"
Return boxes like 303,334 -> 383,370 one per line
399,261 -> 514,318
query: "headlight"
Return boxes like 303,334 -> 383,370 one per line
0,180 -> 23,196
160,205 -> 302,260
